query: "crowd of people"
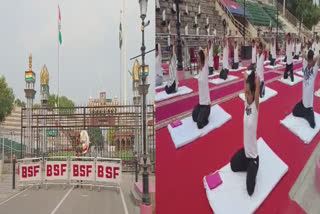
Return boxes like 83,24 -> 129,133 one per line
155,31 -> 320,196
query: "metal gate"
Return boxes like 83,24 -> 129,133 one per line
20,105 -> 155,172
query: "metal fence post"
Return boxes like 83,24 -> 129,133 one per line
12,154 -> 16,189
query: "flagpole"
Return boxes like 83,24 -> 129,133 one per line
58,34 -> 60,108
120,10 -> 122,105
57,5 -> 60,108
122,0 -> 127,105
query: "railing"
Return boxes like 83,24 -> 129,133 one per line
276,1 -> 312,37
215,0 -> 254,39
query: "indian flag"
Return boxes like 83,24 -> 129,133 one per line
25,71 -> 35,82
58,5 -> 62,45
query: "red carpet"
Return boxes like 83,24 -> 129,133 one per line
156,72 -> 280,123
156,61 -> 318,213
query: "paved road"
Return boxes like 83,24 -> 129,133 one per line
0,185 -> 128,214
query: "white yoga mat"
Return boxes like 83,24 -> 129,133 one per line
229,67 -> 247,72
265,64 -> 282,69
209,75 -> 239,85
278,75 -> 303,86
168,105 -> 232,149
264,60 -> 270,65
315,89 -> 320,97
295,70 -> 304,77
155,81 -> 168,90
239,87 -> 278,103
193,72 -> 219,79
280,112 -> 320,144
155,86 -> 193,102
203,138 -> 288,214
242,70 -> 253,75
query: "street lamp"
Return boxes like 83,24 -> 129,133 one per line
175,0 -> 183,71
138,0 -> 151,210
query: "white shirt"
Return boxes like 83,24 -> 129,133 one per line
198,60 -> 211,105
295,43 -> 301,55
223,42 -> 229,69
256,53 -> 264,82
168,53 -> 178,89
252,45 -> 256,63
156,53 -> 163,78
234,44 -> 239,63
314,42 -> 320,57
244,100 -> 258,159
286,42 -> 293,65
271,42 -> 276,59
302,60 -> 319,108
208,45 -> 213,67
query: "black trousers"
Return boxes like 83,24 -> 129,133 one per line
192,104 -> 211,129
165,81 -> 177,94
248,63 -> 256,72
232,62 -> 239,69
260,81 -> 265,98
231,148 -> 259,196
293,101 -> 316,128
209,67 -> 214,75
284,63 -> 294,82
293,55 -> 300,60
270,58 -> 276,66
219,68 -> 229,80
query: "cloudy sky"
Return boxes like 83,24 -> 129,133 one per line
0,0 -> 155,105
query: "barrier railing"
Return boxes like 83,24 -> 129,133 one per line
44,156 -> 69,187
215,0 -> 253,39
17,157 -> 122,190
17,157 -> 43,187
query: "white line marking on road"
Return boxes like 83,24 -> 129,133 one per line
0,186 -> 31,206
50,186 -> 74,214
120,187 -> 129,214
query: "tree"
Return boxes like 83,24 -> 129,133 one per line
107,127 -> 115,146
14,98 -> 26,108
47,94 -> 75,115
0,76 -> 15,122
33,103 -> 41,108
88,127 -> 104,151
286,0 -> 320,30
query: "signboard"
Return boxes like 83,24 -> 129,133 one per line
95,160 -> 121,184
45,161 -> 68,180
46,129 -> 58,137
70,161 -> 95,181
19,162 -> 42,182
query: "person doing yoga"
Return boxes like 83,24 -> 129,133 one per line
232,39 -> 240,70
256,41 -> 265,98
292,49 -> 320,129
230,70 -> 260,196
284,33 -> 294,82
192,48 -> 211,129
165,44 -> 178,94
249,38 -> 257,71
269,37 -> 276,66
208,39 -> 214,75
294,38 -> 301,60
220,36 -> 229,80
156,43 -> 163,87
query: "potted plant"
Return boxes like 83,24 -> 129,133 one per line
213,44 -> 220,70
